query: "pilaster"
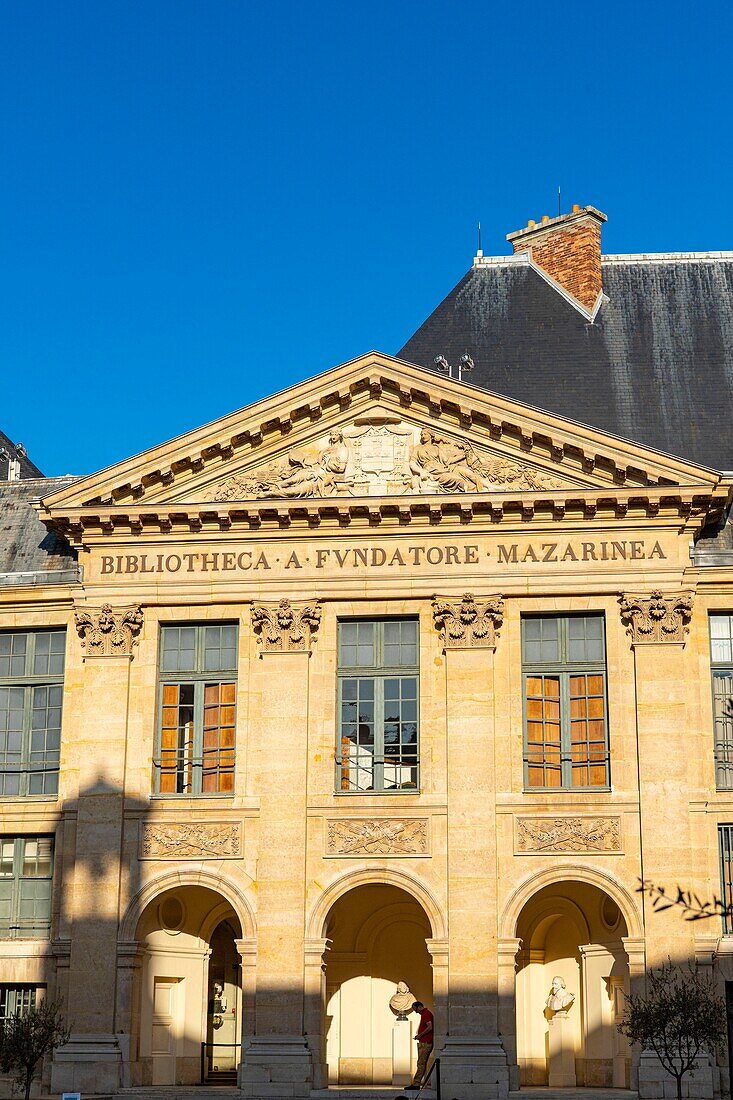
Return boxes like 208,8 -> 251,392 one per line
51,604 -> 143,1094
620,591 -> 697,966
303,937 -> 331,1090
434,594 -> 510,1099
241,601 -> 320,1098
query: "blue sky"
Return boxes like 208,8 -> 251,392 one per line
2,0 -> 732,476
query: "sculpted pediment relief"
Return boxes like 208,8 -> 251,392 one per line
38,353 -> 726,527
207,416 -> 567,501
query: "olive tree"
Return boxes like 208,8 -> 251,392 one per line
618,960 -> 726,1100
0,999 -> 70,1100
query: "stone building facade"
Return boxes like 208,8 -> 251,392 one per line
3,211 -> 733,1100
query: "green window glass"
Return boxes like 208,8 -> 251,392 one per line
155,624 -> 238,795
0,837 -> 54,939
0,631 -> 65,797
710,615 -> 733,789
337,619 -> 419,792
522,614 -> 609,790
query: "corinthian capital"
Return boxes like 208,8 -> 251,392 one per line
619,590 -> 693,645
251,599 -> 321,653
432,593 -> 504,649
74,603 -> 144,657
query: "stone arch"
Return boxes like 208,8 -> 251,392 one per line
354,902 -> 430,955
499,863 -> 643,941
307,865 -> 447,941
520,895 -> 591,949
119,865 -> 256,942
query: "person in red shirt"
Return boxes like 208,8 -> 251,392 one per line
406,1000 -> 434,1089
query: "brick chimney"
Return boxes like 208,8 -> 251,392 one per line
506,204 -> 607,314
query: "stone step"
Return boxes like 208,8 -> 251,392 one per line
509,1091 -> 638,1099
311,1091 -> 437,1098
117,1089 -> 239,1099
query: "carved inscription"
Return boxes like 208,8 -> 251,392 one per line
75,603 -> 143,657
251,599 -> 321,652
432,593 -> 504,648
516,817 -> 621,854
140,821 -> 242,859
619,590 -> 693,645
326,818 -> 429,856
96,537 -> 671,579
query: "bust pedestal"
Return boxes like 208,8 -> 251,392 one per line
392,1017 -> 412,1086
547,1014 -> 575,1088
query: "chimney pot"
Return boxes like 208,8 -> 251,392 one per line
542,215 -> 550,224
527,219 -> 536,228
572,203 -> 580,212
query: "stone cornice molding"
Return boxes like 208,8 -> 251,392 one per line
432,593 -> 504,650
40,483 -> 725,545
619,589 -> 694,646
74,603 -> 143,657
251,598 -> 321,653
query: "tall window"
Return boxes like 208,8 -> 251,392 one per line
710,616 -> 733,789
720,825 -> 733,934
0,837 -> 54,939
0,631 -> 65,797
337,619 -> 419,792
155,624 -> 238,795
523,614 -> 609,789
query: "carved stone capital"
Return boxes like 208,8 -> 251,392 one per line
432,593 -> 504,649
74,603 -> 143,657
619,590 -> 693,645
251,598 -> 321,653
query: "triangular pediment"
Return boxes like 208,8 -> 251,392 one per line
39,353 -> 726,527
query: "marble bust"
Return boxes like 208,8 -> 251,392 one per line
213,981 -> 227,1013
545,975 -> 575,1016
389,981 -> 414,1019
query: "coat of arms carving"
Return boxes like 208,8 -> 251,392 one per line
207,417 -> 565,501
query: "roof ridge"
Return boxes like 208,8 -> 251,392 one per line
472,249 -> 733,269
603,251 -> 733,263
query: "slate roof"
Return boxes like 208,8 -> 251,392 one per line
398,253 -> 733,472
0,429 -> 44,478
0,478 -> 80,586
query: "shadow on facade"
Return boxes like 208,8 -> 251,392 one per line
16,788 -> 728,1098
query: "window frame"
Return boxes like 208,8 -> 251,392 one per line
720,824 -> 733,935
0,984 -> 39,1026
154,623 -> 239,797
0,630 -> 66,799
709,614 -> 733,790
521,613 -> 610,792
335,617 -> 420,794
0,836 -> 54,940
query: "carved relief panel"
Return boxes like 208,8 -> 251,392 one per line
140,820 -> 243,859
208,416 -> 567,501
325,818 -> 429,857
515,816 -> 622,854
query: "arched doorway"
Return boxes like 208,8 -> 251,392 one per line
514,880 -> 631,1089
134,886 -> 243,1086
323,883 -> 433,1086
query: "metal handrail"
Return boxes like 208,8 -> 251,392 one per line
419,1055 -> 440,1100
